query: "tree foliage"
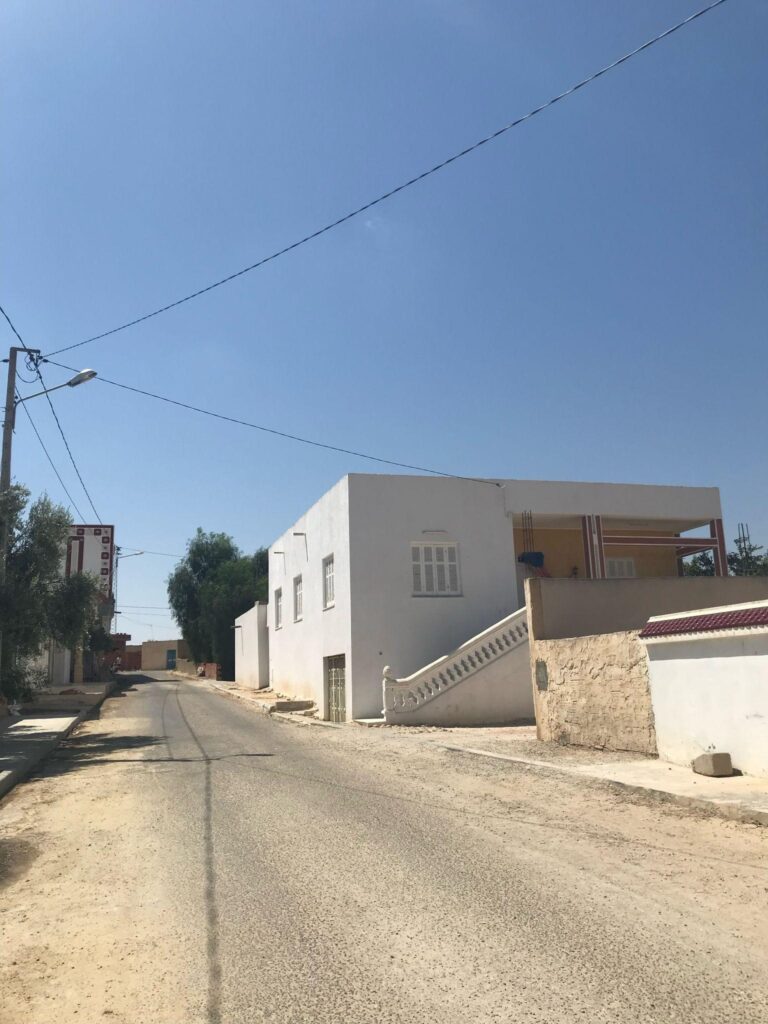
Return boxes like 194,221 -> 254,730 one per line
167,529 -> 268,679
0,486 -> 102,700
682,531 -> 768,577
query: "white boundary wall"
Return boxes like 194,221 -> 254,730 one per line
235,603 -> 269,689
642,601 -> 768,778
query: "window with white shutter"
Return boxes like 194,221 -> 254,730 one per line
411,543 -> 461,596
322,555 -> 335,608
606,557 -> 636,579
293,576 -> 303,621
275,588 -> 283,628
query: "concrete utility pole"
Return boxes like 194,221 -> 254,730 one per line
0,347 -> 38,684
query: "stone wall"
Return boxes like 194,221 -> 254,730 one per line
531,630 -> 657,755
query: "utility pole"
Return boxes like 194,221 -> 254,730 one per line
0,347 -> 39,686
0,349 -> 97,695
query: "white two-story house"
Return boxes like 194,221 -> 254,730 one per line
238,473 -> 725,724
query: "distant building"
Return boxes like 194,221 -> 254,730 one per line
140,638 -> 190,672
66,524 -> 116,629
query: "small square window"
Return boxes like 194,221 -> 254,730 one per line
275,588 -> 283,629
293,575 -> 303,621
322,555 -> 335,608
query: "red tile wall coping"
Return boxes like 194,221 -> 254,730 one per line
640,607 -> 768,639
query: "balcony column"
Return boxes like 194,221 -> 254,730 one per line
581,515 -> 606,579
710,519 -> 728,577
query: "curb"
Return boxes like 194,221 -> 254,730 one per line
209,682 -> 341,729
0,681 -> 117,803
440,744 -> 768,828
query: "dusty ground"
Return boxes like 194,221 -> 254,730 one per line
1,673 -> 767,1023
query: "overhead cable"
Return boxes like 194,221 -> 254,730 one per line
14,390 -> 87,519
0,305 -> 103,522
36,370 -> 103,523
44,0 -> 729,359
119,547 -> 185,558
45,359 -> 499,484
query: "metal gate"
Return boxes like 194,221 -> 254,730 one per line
166,649 -> 176,670
326,655 -> 346,723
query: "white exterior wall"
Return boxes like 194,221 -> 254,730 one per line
268,477 -> 352,716
267,473 -> 722,723
67,525 -> 115,598
234,603 -> 269,689
499,478 -> 721,522
348,475 -> 518,720
643,605 -> 768,778
50,644 -> 72,688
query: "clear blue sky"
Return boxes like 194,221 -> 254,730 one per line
2,1 -> 766,642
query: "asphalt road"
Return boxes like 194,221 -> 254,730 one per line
2,672 -> 767,1023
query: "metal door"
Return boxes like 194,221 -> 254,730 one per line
326,655 -> 346,723
166,649 -> 177,670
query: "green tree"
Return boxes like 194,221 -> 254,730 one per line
682,551 -> 715,576
728,536 -> 768,576
682,531 -> 768,577
199,555 -> 268,680
0,486 -> 101,701
167,530 -> 240,663
168,530 -> 268,677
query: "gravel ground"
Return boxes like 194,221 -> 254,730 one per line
1,672 -> 766,1023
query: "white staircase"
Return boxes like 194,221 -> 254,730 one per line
382,607 -> 530,724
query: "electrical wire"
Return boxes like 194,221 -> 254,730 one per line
45,359 -> 499,484
119,546 -> 184,558
0,303 -> 103,522
115,610 -> 174,617
119,604 -> 172,610
116,613 -> 157,629
14,389 -> 87,519
36,371 -> 103,523
43,0 -> 730,359
0,303 -> 27,352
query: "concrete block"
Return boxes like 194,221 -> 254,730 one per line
692,752 -> 733,777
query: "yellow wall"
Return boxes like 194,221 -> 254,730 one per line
514,528 -> 585,579
514,528 -> 679,579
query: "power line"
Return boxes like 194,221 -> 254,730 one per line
0,303 -> 28,351
45,359 -> 499,484
116,610 -> 174,617
119,604 -> 172,610
119,546 -> 184,558
36,369 -> 102,523
0,304 -> 103,522
14,389 -> 87,519
44,0 -> 729,360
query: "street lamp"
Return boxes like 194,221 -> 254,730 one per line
15,369 -> 97,404
0,346 -> 98,677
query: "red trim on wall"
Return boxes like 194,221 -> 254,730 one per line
581,516 -> 594,579
594,515 -> 606,578
602,535 -> 717,548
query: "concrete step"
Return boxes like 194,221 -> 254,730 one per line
354,717 -> 387,728
270,700 -> 315,713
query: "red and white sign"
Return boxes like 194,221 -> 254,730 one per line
66,524 -> 115,596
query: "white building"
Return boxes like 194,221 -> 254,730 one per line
252,474 -> 724,723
